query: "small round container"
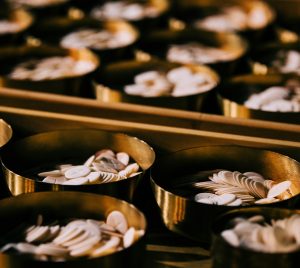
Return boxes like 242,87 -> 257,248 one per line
150,145 -> 300,243
0,7 -> 33,46
218,74 -> 300,124
0,191 -> 146,268
89,0 -> 170,32
137,28 -> 248,76
30,18 -> 139,63
0,45 -> 99,96
0,129 -> 155,201
0,119 -> 12,149
212,207 -> 300,268
173,0 -> 275,41
93,58 -> 219,111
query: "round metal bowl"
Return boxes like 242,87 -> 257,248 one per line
0,119 -> 12,149
0,129 -> 155,201
150,145 -> 300,243
0,45 -> 99,96
218,74 -> 300,124
89,0 -> 170,32
212,207 -> 300,268
173,0 -> 275,40
137,28 -> 248,76
30,18 -> 139,63
93,58 -> 219,111
0,8 -> 33,45
0,191 -> 146,268
250,41 -> 300,76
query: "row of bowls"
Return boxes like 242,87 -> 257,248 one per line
1,118 -> 300,267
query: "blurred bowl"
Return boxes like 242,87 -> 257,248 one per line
89,0 -> 170,32
0,45 -> 99,96
0,119 -> 12,149
0,8 -> 33,46
172,0 -> 275,41
93,58 -> 219,111
1,129 -> 155,201
218,74 -> 300,124
212,207 -> 300,268
0,191 -> 146,268
150,145 -> 300,243
30,18 -> 139,64
137,28 -> 248,76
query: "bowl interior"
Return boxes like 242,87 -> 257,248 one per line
1,129 -> 155,181
0,119 -> 12,148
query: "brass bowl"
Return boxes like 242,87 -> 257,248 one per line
30,18 -> 139,63
93,58 -> 220,111
212,207 -> 300,268
172,0 -> 275,40
0,119 -> 12,149
150,145 -> 300,243
0,45 -> 99,96
250,42 -> 300,75
0,129 -> 155,201
89,0 -> 170,32
218,74 -> 300,124
0,191 -> 146,268
137,28 -> 248,76
0,8 -> 33,45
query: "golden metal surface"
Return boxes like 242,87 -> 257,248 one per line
212,207 -> 300,268
94,58 -> 219,111
150,145 -> 300,243
218,74 -> 300,124
0,119 -> 12,149
0,191 -> 146,268
1,129 -> 155,200
0,45 -> 99,96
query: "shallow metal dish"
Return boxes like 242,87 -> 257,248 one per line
150,145 -> 300,243
30,18 -> 139,63
173,0 -> 275,41
212,207 -> 300,268
0,119 -> 12,149
0,8 -> 33,45
0,191 -> 146,268
137,28 -> 248,76
1,129 -> 155,201
93,58 -> 219,111
218,74 -> 300,124
0,45 -> 99,96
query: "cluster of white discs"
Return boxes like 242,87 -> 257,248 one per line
221,214 -> 300,253
0,211 -> 144,261
194,170 -> 292,206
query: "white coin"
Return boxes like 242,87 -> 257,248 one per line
65,165 -> 91,179
254,197 -> 279,204
267,181 -> 292,199
38,170 -> 62,177
195,198 -> 214,204
42,176 -> 56,184
91,236 -> 120,257
26,226 -> 50,243
54,176 -> 67,184
123,227 -> 135,248
227,198 -> 242,206
62,231 -> 90,247
68,236 -> 100,251
86,171 -> 101,183
15,243 -> 37,254
116,152 -> 130,166
63,177 -> 89,185
194,192 -> 218,202
35,243 -> 69,257
248,215 -> 265,223
215,194 -> 236,205
106,211 -> 128,234
221,230 -> 239,247
84,155 -> 95,167
53,227 -> 84,245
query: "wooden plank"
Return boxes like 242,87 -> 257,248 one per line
0,87 -> 300,142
